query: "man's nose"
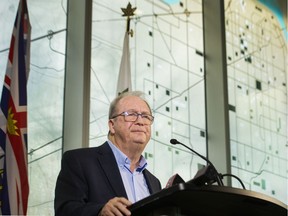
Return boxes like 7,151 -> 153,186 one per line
134,114 -> 145,124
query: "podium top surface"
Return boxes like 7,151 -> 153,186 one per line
129,183 -> 287,216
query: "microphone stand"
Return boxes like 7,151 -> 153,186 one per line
170,139 -> 224,186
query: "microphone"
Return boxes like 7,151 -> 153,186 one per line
170,138 -> 224,186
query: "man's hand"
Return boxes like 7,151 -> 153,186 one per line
98,197 -> 132,216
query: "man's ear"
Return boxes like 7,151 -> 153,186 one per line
108,119 -> 115,134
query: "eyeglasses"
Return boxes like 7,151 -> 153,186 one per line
111,111 -> 154,125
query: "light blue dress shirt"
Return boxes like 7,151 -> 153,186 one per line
108,140 -> 150,203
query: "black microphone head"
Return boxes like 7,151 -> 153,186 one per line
170,139 -> 179,145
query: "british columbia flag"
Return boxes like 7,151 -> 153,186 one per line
0,0 -> 31,215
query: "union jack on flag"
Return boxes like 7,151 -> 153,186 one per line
0,0 -> 31,215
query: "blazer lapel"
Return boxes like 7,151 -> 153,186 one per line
143,169 -> 161,194
97,143 -> 128,198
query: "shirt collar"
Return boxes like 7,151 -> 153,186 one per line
107,140 -> 147,172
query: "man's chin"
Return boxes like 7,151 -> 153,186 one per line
132,137 -> 147,145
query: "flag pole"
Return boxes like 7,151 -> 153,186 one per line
121,2 -> 136,36
116,3 -> 137,96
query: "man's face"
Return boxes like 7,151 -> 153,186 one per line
108,95 -> 152,152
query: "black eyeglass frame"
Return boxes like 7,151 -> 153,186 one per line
111,111 -> 154,125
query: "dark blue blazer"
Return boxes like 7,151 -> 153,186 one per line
54,142 -> 162,216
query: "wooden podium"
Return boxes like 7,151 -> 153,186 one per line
129,183 -> 287,216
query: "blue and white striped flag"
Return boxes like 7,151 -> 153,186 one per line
0,0 -> 31,215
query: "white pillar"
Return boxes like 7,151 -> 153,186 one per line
63,0 -> 92,152
203,0 -> 231,185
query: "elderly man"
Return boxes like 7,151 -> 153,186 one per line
54,91 -> 161,216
